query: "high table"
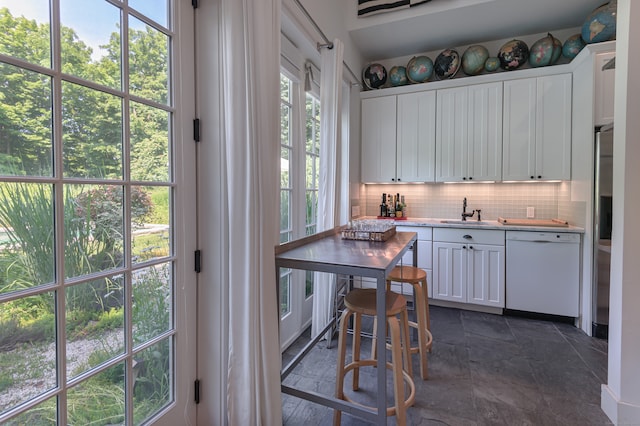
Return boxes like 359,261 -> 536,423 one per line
275,226 -> 417,425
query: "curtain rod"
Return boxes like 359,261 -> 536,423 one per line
292,0 -> 361,87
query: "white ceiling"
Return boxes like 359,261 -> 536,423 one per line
348,0 -> 609,61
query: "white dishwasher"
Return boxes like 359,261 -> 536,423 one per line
506,231 -> 581,317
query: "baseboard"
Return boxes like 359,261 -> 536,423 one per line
602,384 -> 640,425
503,309 -> 575,324
429,299 -> 503,315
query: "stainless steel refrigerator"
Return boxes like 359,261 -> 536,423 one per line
593,124 -> 613,339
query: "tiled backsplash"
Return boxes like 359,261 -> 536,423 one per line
362,182 -> 583,224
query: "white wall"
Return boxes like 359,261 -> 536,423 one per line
601,0 -> 640,423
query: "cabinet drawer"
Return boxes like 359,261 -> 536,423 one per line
396,225 -> 432,241
433,228 -> 505,245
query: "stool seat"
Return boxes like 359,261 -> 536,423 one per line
344,287 -> 406,317
334,289 -> 415,425
387,265 -> 426,283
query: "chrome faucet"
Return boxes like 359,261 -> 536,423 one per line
461,197 -> 476,221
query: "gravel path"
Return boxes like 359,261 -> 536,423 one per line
0,329 -> 123,412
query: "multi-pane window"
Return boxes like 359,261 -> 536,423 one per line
304,94 -> 320,298
0,1 -> 177,424
305,94 -> 320,237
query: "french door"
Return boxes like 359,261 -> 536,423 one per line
279,70 -> 319,349
0,1 -> 196,424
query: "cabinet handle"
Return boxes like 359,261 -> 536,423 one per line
463,235 -> 472,239
462,245 -> 467,249
391,178 -> 395,182
397,178 -> 401,181
462,177 -> 467,180
530,176 -> 535,179
469,177 -> 473,180
469,245 -> 473,249
538,175 -> 542,179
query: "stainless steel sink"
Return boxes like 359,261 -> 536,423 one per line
439,220 -> 495,226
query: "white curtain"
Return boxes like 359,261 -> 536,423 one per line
311,39 -> 344,340
221,0 -> 282,424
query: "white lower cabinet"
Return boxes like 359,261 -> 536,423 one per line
432,228 -> 505,308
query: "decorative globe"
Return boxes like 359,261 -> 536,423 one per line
484,57 -> 500,72
389,65 -> 408,86
498,39 -> 529,71
581,0 -> 617,44
551,35 -> 563,64
362,63 -> 387,90
406,56 -> 433,84
529,33 -> 557,67
562,33 -> 586,59
462,45 -> 489,76
433,49 -> 461,80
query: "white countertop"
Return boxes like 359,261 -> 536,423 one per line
360,217 -> 585,233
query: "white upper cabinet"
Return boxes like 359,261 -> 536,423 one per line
361,92 -> 436,183
361,96 -> 397,183
502,73 -> 572,181
396,91 -> 436,182
435,82 -> 503,182
594,51 -> 615,126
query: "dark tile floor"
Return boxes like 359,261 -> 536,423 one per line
282,305 -> 611,425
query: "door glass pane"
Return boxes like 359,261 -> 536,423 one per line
132,263 -> 172,347
3,397 -> 57,425
280,270 -> 291,317
129,16 -> 169,105
132,186 -> 170,264
0,183 -> 55,294
66,276 -> 125,381
0,292 -> 56,415
130,102 -> 170,182
62,82 -> 123,179
0,63 -> 53,176
64,185 -> 124,278
67,362 -> 125,425
0,1 -> 51,68
133,337 -> 173,424
60,0 -> 121,89
129,0 -> 169,28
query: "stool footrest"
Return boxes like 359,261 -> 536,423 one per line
339,359 -> 416,417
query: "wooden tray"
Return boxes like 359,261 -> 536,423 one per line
497,217 -> 569,227
341,226 -> 396,242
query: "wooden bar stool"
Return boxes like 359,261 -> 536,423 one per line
334,289 -> 416,426
373,265 -> 433,380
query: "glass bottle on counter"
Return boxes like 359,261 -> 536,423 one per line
380,193 -> 387,217
388,194 -> 395,217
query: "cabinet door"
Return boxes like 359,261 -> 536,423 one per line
435,87 -> 468,182
397,91 -> 436,182
502,78 -> 537,181
432,242 -> 466,302
467,244 -> 505,308
361,96 -> 397,183
595,51 -> 615,126
467,82 -> 503,181
536,73 -> 572,180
